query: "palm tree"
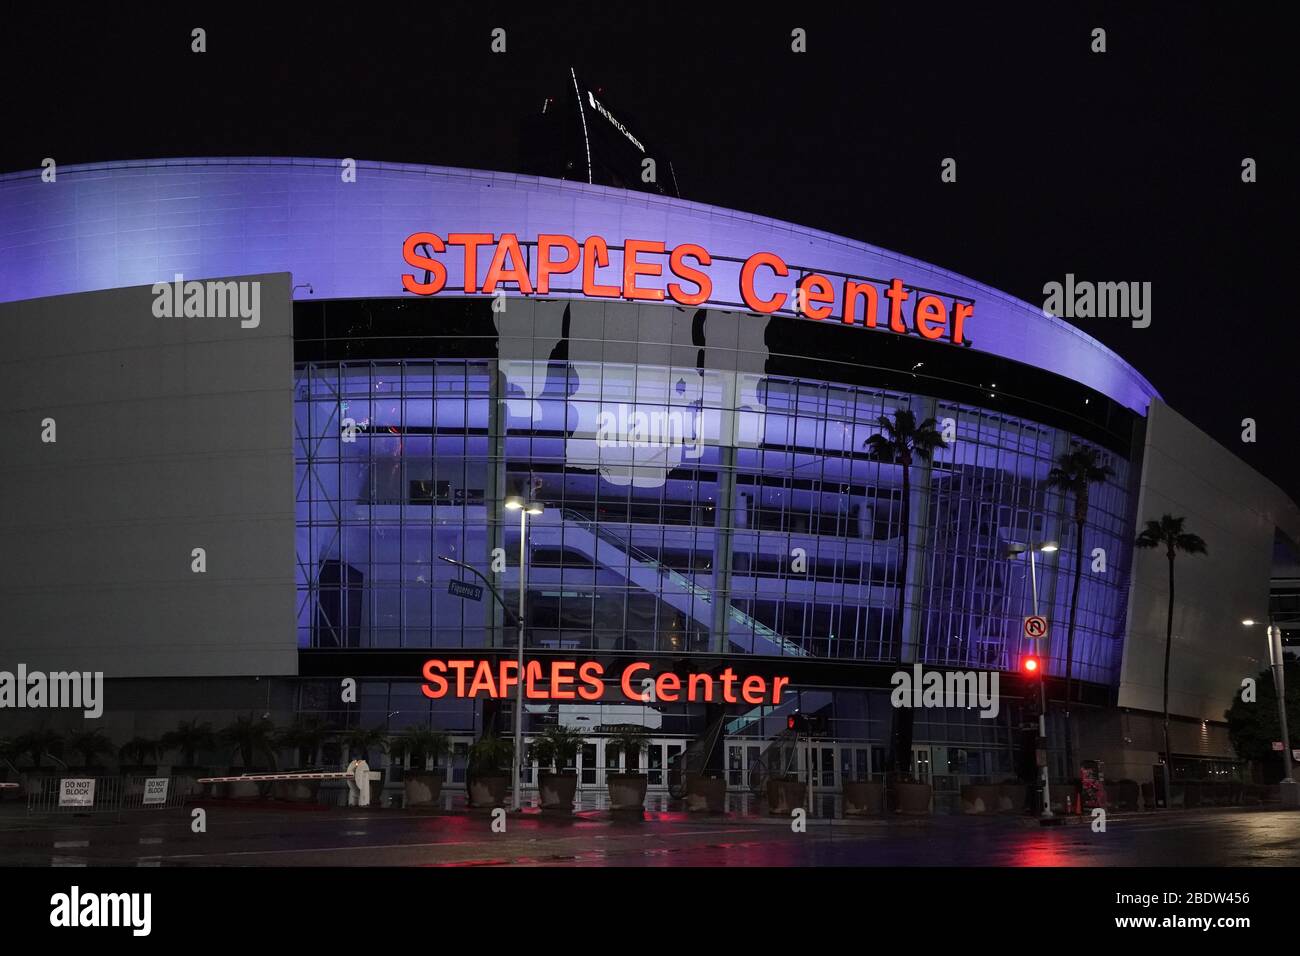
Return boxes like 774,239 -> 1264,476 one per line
1135,514 -> 1207,804
341,725 -> 389,764
65,729 -> 113,768
277,717 -> 333,768
118,737 -> 161,768
0,737 -> 21,776
14,728 -> 63,768
865,407 -> 946,774
388,728 -> 450,772
160,720 -> 216,768
1046,445 -> 1114,773
220,715 -> 279,770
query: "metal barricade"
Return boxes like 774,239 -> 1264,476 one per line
24,775 -> 191,815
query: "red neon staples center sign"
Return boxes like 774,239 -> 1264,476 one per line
401,232 -> 973,345
421,659 -> 791,706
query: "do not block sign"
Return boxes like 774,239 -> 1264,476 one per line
59,778 -> 95,807
1023,615 -> 1048,639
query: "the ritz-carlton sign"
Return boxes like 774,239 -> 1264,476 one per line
401,231 -> 974,345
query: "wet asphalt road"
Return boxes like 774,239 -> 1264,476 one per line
0,804 -> 1297,867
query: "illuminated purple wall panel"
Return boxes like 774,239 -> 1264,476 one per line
0,157 -> 1159,414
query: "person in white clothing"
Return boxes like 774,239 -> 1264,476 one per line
345,756 -> 361,806
351,756 -> 371,807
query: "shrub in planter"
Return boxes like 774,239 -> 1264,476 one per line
466,734 -> 513,809
167,768 -> 209,798
893,776 -> 933,815
276,718 -> 333,771
118,737 -> 162,780
389,729 -> 450,807
685,772 -> 726,813
65,730 -> 114,770
843,780 -> 886,816
604,727 -> 650,812
160,721 -> 216,772
529,725 -> 585,812
960,783 -> 1001,814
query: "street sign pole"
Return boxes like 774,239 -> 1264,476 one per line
1028,550 -> 1052,819
1268,621 -> 1300,807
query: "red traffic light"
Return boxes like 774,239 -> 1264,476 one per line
1021,655 -> 1041,674
787,715 -> 796,730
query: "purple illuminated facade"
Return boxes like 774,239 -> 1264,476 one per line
0,158 -> 1165,794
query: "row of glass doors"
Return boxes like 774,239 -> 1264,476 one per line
433,736 -> 952,792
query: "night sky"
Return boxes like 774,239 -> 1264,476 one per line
3,4 -> 1296,502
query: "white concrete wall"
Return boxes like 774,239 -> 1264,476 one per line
0,274 -> 297,678
1120,400 -> 1300,721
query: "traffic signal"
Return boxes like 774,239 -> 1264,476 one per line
787,712 -> 810,734
1021,654 -> 1041,675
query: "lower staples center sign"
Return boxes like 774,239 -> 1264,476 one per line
420,658 -> 790,706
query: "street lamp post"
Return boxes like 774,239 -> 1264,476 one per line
504,494 -> 544,812
1243,616 -> 1299,807
1009,540 -> 1059,819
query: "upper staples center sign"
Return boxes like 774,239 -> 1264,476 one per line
401,232 -> 974,346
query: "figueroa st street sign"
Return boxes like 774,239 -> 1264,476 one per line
421,658 -> 791,705
401,231 -> 973,346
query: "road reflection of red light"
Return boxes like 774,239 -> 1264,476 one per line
1010,839 -> 1073,867
642,811 -> 691,823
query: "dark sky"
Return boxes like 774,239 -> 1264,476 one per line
4,4 -> 1296,501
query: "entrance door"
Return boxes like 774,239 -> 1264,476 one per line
911,745 -> 932,784
839,744 -> 872,783
576,741 -> 599,790
645,739 -> 684,789
725,740 -> 765,791
810,744 -> 839,790
448,736 -> 474,787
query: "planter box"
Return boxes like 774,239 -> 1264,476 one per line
272,779 -> 321,803
997,783 -> 1028,813
894,782 -> 933,815
226,780 -> 265,800
960,784 -> 1001,814
607,773 -> 648,812
538,772 -> 578,812
1108,780 -> 1139,811
684,774 -> 726,813
843,781 -> 885,816
467,774 -> 509,809
403,771 -> 445,807
766,778 -> 806,815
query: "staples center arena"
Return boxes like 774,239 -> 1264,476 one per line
2,156 -> 1297,807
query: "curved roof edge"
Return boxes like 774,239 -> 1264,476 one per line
0,156 -> 1161,410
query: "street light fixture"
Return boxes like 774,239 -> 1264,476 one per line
1242,616 -> 1299,806
508,495 -> 544,811
1006,539 -> 1059,818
